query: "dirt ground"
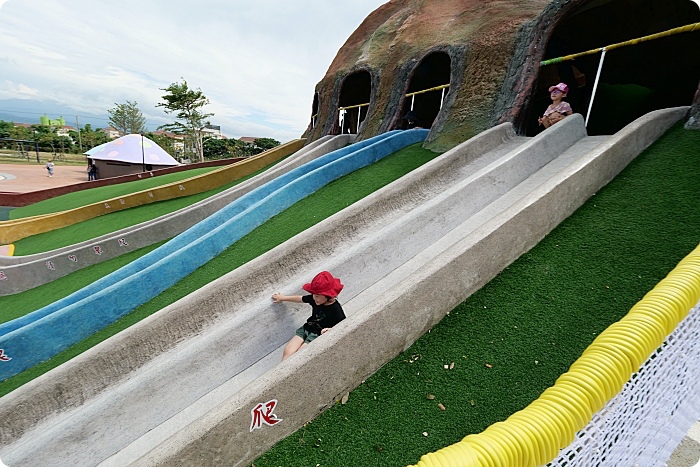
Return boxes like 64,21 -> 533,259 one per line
0,163 -> 89,193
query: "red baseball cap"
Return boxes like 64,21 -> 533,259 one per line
303,271 -> 344,297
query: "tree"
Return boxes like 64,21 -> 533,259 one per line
252,137 -> 281,152
157,79 -> 213,163
108,100 -> 147,136
202,137 -> 230,159
0,120 -> 12,138
146,132 -> 177,157
76,124 -> 107,152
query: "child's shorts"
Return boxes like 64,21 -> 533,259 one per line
295,326 -> 320,344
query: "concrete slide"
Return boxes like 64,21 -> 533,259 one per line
0,129 -> 428,381
0,135 -> 355,295
0,108 -> 687,467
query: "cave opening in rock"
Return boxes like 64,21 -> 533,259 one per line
337,70 -> 372,134
399,52 -> 452,130
526,0 -> 700,136
311,93 -> 319,130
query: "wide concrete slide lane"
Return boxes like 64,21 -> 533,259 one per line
0,135 -> 355,296
0,108 -> 686,466
0,129 -> 428,382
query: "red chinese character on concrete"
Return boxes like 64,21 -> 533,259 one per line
118,238 -> 129,247
0,271 -> 6,281
68,255 -> 78,262
0,349 -> 11,362
250,399 -> 282,432
93,246 -> 103,255
46,261 -> 55,270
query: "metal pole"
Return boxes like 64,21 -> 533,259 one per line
141,133 -> 146,172
585,48 -> 607,127
75,115 -> 83,152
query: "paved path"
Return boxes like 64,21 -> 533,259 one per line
0,163 -> 87,194
668,422 -> 700,467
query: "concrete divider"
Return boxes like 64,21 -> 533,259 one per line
0,108 -> 686,466
0,135 -> 353,295
0,139 -> 306,244
0,129 -> 427,382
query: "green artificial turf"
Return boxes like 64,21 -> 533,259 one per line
250,123 -> 700,466
0,142 -> 439,396
10,167 -> 220,219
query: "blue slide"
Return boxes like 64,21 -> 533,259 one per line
0,129 -> 428,381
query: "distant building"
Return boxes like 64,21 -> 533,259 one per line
152,130 -> 185,156
103,126 -> 121,139
239,137 -> 260,145
39,115 -> 65,127
56,125 -> 76,138
202,124 -> 226,140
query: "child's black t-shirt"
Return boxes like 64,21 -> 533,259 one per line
302,294 -> 345,334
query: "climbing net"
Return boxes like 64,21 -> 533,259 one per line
549,303 -> 700,466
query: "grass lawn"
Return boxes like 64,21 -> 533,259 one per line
0,142 -> 440,396
9,166 -> 220,219
10,158 -> 287,255
250,123 -> 700,466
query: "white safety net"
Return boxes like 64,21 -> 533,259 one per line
549,302 -> 700,466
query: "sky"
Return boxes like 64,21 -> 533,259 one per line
0,0 -> 389,142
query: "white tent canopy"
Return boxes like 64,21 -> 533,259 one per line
84,134 -> 179,166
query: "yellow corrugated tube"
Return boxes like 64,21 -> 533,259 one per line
410,242 -> 700,467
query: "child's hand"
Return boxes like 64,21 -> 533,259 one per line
272,292 -> 282,303
549,112 -> 565,124
320,328 -> 330,335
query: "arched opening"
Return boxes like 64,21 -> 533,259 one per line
526,0 -> 700,136
310,93 -> 319,130
399,52 -> 452,129
337,71 -> 372,134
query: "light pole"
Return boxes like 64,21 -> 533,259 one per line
141,133 -> 145,172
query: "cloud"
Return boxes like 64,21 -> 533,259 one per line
0,80 -> 40,99
0,0 -> 389,141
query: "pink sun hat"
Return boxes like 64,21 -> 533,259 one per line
549,82 -> 569,94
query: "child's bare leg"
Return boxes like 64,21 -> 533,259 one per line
282,336 -> 305,361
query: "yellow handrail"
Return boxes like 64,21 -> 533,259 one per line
338,102 -> 370,111
405,83 -> 450,98
541,22 -> 700,65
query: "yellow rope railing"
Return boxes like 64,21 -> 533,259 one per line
541,22 -> 700,66
338,102 -> 370,111
405,84 -> 451,98
410,242 -> 700,466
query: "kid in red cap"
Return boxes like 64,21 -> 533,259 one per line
272,271 -> 346,361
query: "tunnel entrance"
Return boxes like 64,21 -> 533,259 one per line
398,52 -> 452,130
310,93 -> 319,130
526,0 -> 700,136
337,71 -> 372,134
